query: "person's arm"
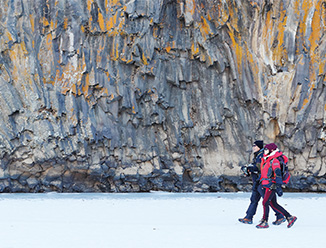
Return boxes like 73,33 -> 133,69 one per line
271,159 -> 283,196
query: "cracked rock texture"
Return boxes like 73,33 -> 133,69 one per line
0,0 -> 326,192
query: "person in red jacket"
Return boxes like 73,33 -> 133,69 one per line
256,143 -> 297,229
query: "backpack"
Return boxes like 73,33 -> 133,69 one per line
272,155 -> 291,184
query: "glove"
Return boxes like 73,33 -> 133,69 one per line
270,183 -> 276,190
276,185 -> 283,197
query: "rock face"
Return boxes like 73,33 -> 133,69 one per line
0,0 -> 325,192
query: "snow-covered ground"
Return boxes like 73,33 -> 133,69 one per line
0,192 -> 325,248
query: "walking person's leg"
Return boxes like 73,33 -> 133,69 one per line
239,189 -> 261,224
269,194 -> 298,228
258,184 -> 284,225
256,187 -> 274,228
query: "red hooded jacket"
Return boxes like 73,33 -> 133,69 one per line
260,149 -> 286,187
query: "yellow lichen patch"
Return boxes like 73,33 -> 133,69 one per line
117,12 -> 126,33
71,83 -> 77,95
261,6 -> 273,53
5,30 -> 13,42
153,25 -> 160,38
109,0 -> 121,6
206,54 -> 213,66
301,79 -> 316,109
227,26 -> 243,76
132,105 -> 136,114
294,0 -> 301,19
20,41 -> 28,56
101,87 -> 109,96
50,20 -> 57,31
164,40 -> 175,55
87,0 -> 93,11
82,73 -> 90,97
191,41 -> 199,58
98,9 -> 105,31
227,2 -> 239,33
120,52 -> 134,64
304,1 -> 323,90
8,43 -> 33,86
322,1 -> 326,30
9,54 -> 18,82
199,51 -> 206,62
64,17 -> 69,30
207,13 -> 212,21
272,2 -> 288,65
30,14 -> 35,33
319,60 -> 325,75
198,16 -> 211,40
141,52 -> 148,65
105,0 -> 109,12
246,45 -> 259,82
302,98 -> 309,108
88,0 -> 108,33
309,1 -> 322,54
115,39 -> 120,60
42,17 -> 50,27
106,13 -> 118,31
96,43 -> 105,64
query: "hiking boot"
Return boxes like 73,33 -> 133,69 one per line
256,219 -> 269,229
238,217 -> 252,224
287,216 -> 297,228
272,217 -> 286,225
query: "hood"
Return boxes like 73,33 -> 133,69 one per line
263,148 -> 283,161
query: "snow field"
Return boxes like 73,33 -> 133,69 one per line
0,192 -> 325,248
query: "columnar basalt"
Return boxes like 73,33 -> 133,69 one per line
0,0 -> 325,192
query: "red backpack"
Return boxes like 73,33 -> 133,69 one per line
271,155 -> 291,184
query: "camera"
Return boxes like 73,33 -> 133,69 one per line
241,163 -> 257,177
241,165 -> 250,177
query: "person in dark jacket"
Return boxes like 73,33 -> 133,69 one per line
256,143 -> 297,229
238,140 -> 283,224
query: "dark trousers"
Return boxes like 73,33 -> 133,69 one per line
245,185 -> 283,220
262,187 -> 291,221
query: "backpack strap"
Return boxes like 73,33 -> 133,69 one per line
270,158 -> 283,184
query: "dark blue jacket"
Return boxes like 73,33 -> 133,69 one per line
249,148 -> 264,189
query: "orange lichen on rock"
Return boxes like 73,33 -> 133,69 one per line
272,2 -> 288,66
227,27 -> 243,77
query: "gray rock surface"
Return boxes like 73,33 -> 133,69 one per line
0,0 -> 325,192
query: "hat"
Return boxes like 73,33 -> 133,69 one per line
253,140 -> 264,149
264,143 -> 278,152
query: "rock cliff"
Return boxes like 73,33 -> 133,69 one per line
0,0 -> 326,192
